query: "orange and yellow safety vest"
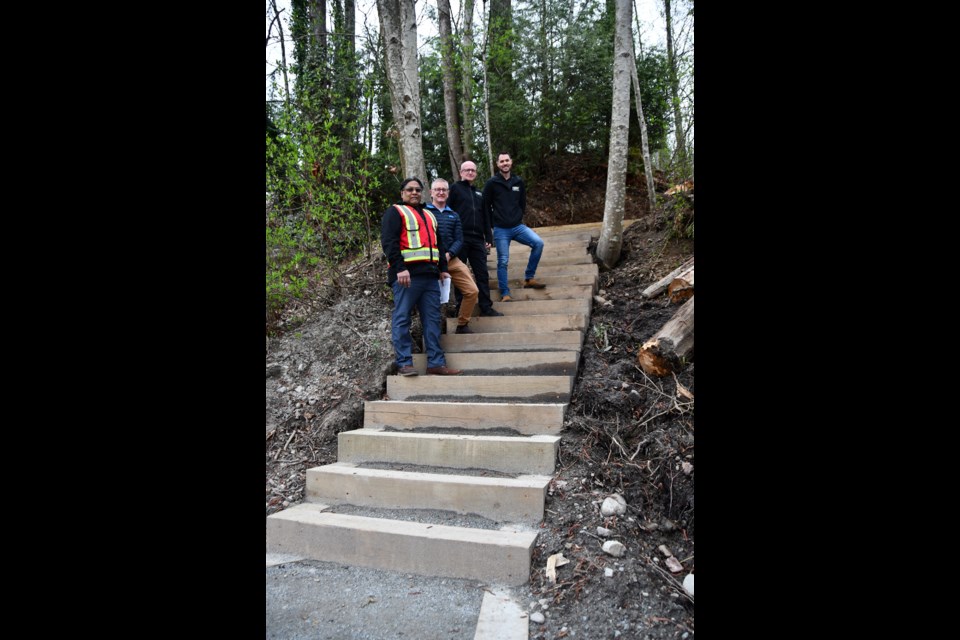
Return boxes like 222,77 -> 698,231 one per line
394,205 -> 440,264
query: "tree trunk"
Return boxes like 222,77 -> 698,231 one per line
269,0 -> 291,115
664,0 -> 687,173
437,0 -> 465,180
667,266 -> 694,303
596,0 -> 632,269
377,0 -> 427,190
629,36 -> 657,214
641,256 -> 693,298
637,296 -> 694,377
312,0 -> 327,57
481,0 -> 494,176
461,0 -> 476,160
333,0 -> 356,172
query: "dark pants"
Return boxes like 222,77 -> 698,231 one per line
456,237 -> 494,313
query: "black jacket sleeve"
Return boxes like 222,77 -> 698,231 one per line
381,205 -> 404,271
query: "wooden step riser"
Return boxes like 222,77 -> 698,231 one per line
486,263 -> 599,278
478,285 -> 594,301
267,503 -> 536,585
339,429 -> 561,476
363,401 -> 565,435
489,247 -> 592,261
491,275 -> 598,291
441,331 -> 583,352
412,351 -> 578,376
387,375 -> 571,402
446,314 -> 586,334
461,299 -> 591,317
306,463 -> 550,522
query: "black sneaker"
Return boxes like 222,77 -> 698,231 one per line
455,324 -> 474,334
479,308 -> 504,317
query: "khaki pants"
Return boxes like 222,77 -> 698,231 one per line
447,257 -> 479,326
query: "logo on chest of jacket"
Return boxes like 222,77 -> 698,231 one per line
512,186 -> 520,191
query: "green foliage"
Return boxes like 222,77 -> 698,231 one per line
665,195 -> 694,240
265,89 -> 382,330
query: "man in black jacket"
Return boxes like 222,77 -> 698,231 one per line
447,160 -> 503,316
380,177 -> 462,376
482,152 -> 546,302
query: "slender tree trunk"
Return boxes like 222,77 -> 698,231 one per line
312,0 -> 327,55
537,0 -> 550,170
461,0 -> 475,160
664,0 -> 687,173
377,0 -> 427,189
481,0 -> 494,176
269,0 -> 291,115
597,0 -> 632,269
437,0 -> 465,179
487,0 -> 515,155
629,36 -> 657,214
333,0 -> 356,171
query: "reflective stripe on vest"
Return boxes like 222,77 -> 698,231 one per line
395,205 -> 440,263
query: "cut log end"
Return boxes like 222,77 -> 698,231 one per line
637,337 -> 682,377
668,278 -> 694,304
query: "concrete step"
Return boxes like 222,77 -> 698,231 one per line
338,429 -> 561,475
492,263 -> 599,278
445,313 -> 587,334
487,251 -> 593,267
489,242 -> 591,258
465,298 -> 591,317
363,401 -> 565,435
441,330 -> 584,352
305,462 -> 551,522
266,502 -> 537,585
387,374 -> 571,402
528,219 -> 639,238
412,350 -> 579,376
491,273 -> 598,292
484,284 -> 594,302
527,230 -> 593,242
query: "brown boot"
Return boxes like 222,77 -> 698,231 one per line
523,278 -> 546,289
501,295 -> 513,302
426,365 -> 463,375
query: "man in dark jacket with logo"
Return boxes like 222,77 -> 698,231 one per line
482,152 -> 546,302
381,177 -> 462,377
447,160 -> 502,316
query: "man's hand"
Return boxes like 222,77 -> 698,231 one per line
397,269 -> 411,287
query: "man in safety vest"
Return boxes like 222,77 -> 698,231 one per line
380,177 -> 463,376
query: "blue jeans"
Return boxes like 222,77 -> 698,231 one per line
493,224 -> 545,297
390,276 -> 446,368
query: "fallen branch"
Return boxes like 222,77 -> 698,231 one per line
642,257 -> 694,299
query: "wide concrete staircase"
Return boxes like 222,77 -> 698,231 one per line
266,223 -> 603,587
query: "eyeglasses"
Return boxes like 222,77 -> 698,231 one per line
403,187 -> 422,193
432,188 -> 448,192
461,168 -> 477,172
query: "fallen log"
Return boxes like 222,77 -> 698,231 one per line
642,257 -> 694,299
667,267 -> 694,304
637,296 -> 694,377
